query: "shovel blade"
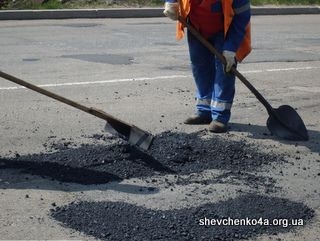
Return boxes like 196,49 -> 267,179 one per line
104,122 -> 154,150
128,125 -> 154,151
267,105 -> 309,141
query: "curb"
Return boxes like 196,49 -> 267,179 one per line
0,6 -> 319,20
0,8 -> 164,20
251,6 -> 320,15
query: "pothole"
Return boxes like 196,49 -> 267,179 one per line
0,131 -> 284,186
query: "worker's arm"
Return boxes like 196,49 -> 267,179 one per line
223,0 -> 250,72
223,0 -> 251,53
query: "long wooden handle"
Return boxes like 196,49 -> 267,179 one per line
178,16 -> 275,115
0,70 -> 132,135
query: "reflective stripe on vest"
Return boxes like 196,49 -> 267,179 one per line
233,2 -> 250,15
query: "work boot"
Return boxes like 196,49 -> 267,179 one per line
209,120 -> 228,133
184,114 -> 212,125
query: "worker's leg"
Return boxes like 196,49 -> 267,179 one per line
210,32 -> 236,124
187,30 -> 216,119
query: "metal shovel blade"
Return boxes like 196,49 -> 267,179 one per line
105,122 -> 154,150
267,105 -> 309,141
128,125 -> 154,151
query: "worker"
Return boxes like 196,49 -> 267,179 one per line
163,0 -> 251,133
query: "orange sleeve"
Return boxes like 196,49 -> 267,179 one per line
176,0 -> 191,40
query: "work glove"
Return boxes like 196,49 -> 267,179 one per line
163,2 -> 179,21
223,50 -> 236,73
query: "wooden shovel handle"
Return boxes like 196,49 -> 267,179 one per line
0,70 -> 132,133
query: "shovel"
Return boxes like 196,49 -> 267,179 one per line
178,16 -> 309,141
0,70 -> 154,150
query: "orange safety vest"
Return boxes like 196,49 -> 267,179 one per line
177,0 -> 251,62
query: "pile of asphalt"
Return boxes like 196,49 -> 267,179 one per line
1,131 -> 314,240
0,131 -> 284,186
51,193 -> 314,241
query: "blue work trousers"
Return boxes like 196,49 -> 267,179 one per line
187,30 -> 236,124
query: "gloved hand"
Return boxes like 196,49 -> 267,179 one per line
163,2 -> 179,21
223,50 -> 236,73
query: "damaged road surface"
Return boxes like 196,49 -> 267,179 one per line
1,131 -> 284,185
1,15 -> 320,241
0,131 -> 317,240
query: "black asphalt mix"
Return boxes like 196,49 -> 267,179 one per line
0,131 -> 315,240
0,131 -> 284,184
51,194 -> 314,241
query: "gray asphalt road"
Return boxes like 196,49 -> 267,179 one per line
0,15 -> 320,240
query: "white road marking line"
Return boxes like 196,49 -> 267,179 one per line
241,66 -> 318,74
0,66 -> 318,91
0,75 -> 190,90
289,86 -> 320,93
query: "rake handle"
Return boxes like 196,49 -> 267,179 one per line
0,70 -> 132,135
178,16 -> 275,115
